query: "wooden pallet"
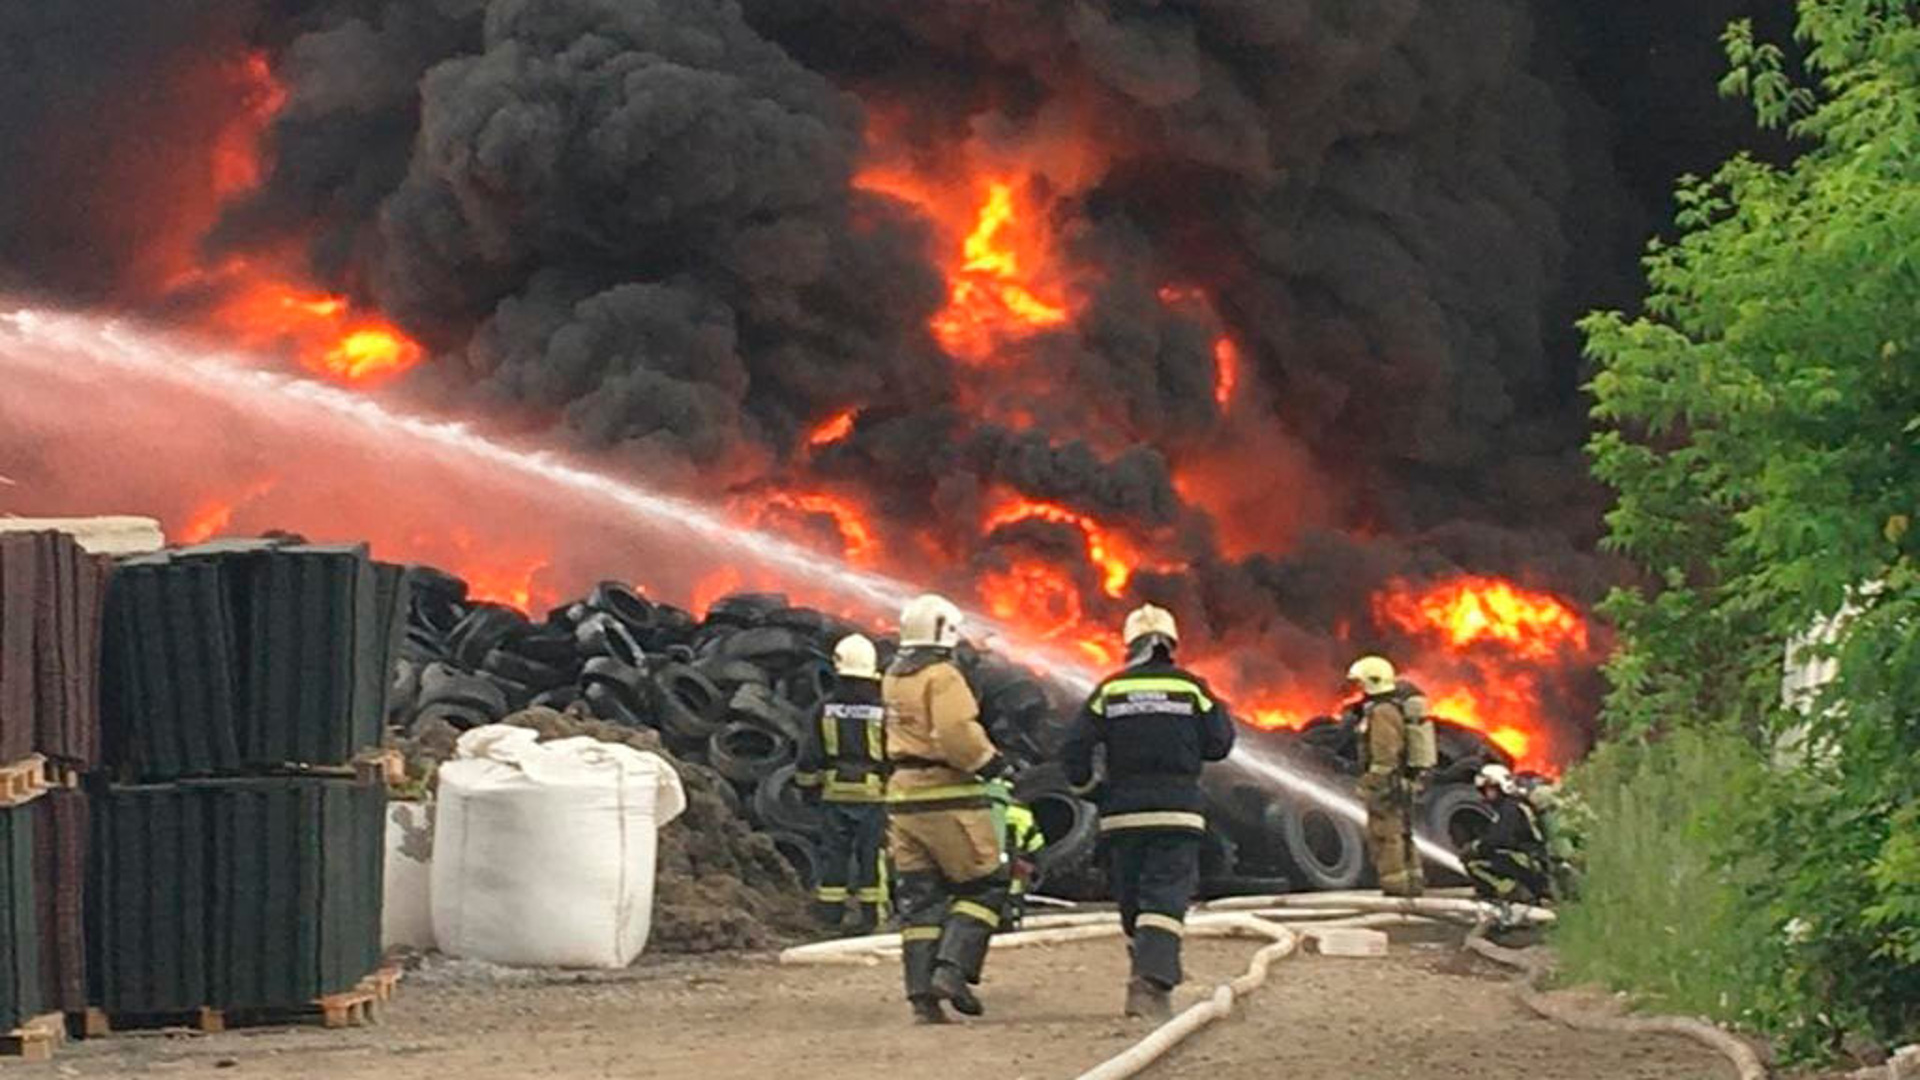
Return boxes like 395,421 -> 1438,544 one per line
2,1012 -> 66,1061
0,755 -> 49,807
84,966 -> 403,1037
354,748 -> 405,788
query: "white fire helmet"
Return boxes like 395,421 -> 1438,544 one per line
1122,604 -> 1179,647
832,634 -> 879,680
899,593 -> 965,649
1476,763 -> 1516,795
1346,655 -> 1397,695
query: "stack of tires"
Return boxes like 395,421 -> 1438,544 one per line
390,581 -> 1075,893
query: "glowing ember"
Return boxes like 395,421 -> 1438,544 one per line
1375,576 -> 1589,660
807,408 -> 856,448
1213,337 -> 1239,407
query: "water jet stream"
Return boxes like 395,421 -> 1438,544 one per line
0,304 -> 1462,875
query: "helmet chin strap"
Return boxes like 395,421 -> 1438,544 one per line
1126,634 -> 1175,666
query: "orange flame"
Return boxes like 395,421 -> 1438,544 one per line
211,52 -> 287,199
984,497 -> 1157,599
213,280 -> 424,384
426,529 -> 555,615
1375,576 -> 1589,660
857,170 -> 1070,362
979,560 -> 1086,641
747,490 -> 879,566
177,478 -> 278,543
807,408 -> 856,448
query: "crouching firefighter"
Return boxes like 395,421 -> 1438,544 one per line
1062,605 -> 1236,1021
883,594 -> 1015,1024
1462,764 -> 1552,906
1348,655 -> 1434,898
794,633 -> 889,935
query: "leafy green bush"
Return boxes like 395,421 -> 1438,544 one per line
1554,729 -> 1780,1026
1579,0 -> 1920,1057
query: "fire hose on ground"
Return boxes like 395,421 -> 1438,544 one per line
779,897 -> 1767,1080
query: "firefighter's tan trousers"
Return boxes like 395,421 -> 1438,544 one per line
1365,789 -> 1424,897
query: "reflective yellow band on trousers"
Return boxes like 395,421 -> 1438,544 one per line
900,926 -> 942,942
950,900 -> 1001,928
814,886 -> 849,901
1098,811 -> 1206,832
1136,913 -> 1185,936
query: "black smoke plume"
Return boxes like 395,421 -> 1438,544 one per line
0,0 -> 1785,754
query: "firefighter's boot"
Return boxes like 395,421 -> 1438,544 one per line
930,963 -> 982,1017
910,996 -> 951,1025
1125,977 -> 1172,1022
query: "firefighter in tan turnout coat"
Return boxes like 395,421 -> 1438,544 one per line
1349,655 -> 1433,897
883,594 -> 1015,1024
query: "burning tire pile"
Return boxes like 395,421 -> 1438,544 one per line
388,573 -> 1107,946
388,569 -> 1518,920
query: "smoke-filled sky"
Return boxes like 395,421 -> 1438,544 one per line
0,0 -> 1783,758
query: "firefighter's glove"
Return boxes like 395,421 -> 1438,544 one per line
977,753 -> 1016,783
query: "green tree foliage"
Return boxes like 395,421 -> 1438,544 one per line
1581,0 -> 1920,1056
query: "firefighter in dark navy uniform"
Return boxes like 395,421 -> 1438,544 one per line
794,633 -> 889,935
1061,604 -> 1236,1021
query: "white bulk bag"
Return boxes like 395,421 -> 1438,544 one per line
431,725 -> 686,968
382,801 -> 437,951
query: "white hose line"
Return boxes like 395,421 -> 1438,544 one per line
1207,892 -> 1557,926
1463,923 -> 1767,1080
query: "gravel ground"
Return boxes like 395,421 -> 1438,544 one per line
24,927 -> 1732,1079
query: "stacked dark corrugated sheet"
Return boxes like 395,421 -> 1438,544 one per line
31,792 -> 87,1014
0,805 -> 39,1031
89,539 -> 396,1020
0,529 -> 111,1043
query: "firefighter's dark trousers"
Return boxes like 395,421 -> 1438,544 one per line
890,807 -> 1008,1004
1105,830 -> 1200,990
813,802 -> 886,932
1465,847 -> 1551,904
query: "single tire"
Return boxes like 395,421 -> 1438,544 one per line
530,685 -> 583,712
588,581 -> 655,633
387,660 -> 422,723
414,700 -> 493,732
1419,782 -> 1495,885
416,662 -> 508,718
580,656 -> 649,704
574,613 -> 643,667
705,592 -> 789,626
1268,796 -> 1367,891
749,764 -> 823,838
698,658 -> 773,691
482,646 -> 573,691
727,683 -> 807,742
662,643 -> 696,664
764,830 -> 819,890
510,626 -> 581,666
1028,793 -> 1098,878
1011,762 -> 1070,801
776,661 -> 833,714
451,604 -> 528,670
653,664 -> 725,745
763,607 -> 839,640
707,722 -> 796,787
718,627 -> 811,664
583,682 -> 649,728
